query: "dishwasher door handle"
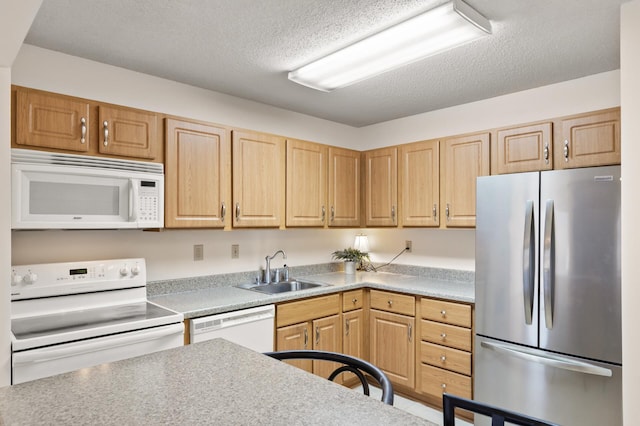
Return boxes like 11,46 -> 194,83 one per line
193,305 -> 275,332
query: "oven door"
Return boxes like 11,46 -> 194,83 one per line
12,323 -> 184,385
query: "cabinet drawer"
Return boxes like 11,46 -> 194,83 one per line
342,290 -> 364,312
421,298 -> 471,328
277,294 -> 340,327
370,290 -> 415,316
419,364 -> 472,400
420,341 -> 471,376
421,320 -> 471,351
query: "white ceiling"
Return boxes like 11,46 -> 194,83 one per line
24,0 -> 627,127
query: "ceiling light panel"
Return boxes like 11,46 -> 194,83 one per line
288,0 -> 492,92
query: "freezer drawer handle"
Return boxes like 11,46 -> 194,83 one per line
523,200 -> 535,325
543,200 -> 555,329
481,341 -> 613,377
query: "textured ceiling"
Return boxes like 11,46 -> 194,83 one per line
24,0 -> 627,127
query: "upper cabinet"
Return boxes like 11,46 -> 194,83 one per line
286,139 -> 328,227
232,130 -> 286,228
328,147 -> 361,227
491,122 -> 553,174
164,118 -> 231,229
440,132 -> 490,228
555,108 -> 621,169
399,140 -> 440,227
13,86 -> 163,162
15,89 -> 90,153
97,105 -> 158,159
365,147 -> 398,227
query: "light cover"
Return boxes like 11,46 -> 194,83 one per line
288,0 -> 491,92
353,234 -> 370,253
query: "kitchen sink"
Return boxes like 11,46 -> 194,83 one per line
236,280 -> 326,294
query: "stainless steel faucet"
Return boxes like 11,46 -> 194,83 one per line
264,250 -> 287,283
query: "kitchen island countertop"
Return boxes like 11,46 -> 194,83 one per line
150,271 -> 474,319
0,338 -> 433,425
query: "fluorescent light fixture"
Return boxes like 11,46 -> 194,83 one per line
288,0 -> 491,92
353,234 -> 370,253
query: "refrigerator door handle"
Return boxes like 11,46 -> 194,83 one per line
543,199 -> 555,329
481,341 -> 613,377
523,200 -> 535,325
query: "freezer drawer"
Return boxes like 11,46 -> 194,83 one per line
474,336 -> 622,426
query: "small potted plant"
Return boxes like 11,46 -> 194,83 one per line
331,247 -> 370,274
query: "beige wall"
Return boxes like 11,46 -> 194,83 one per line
621,1 -> 640,423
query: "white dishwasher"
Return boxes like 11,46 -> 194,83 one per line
189,305 -> 275,352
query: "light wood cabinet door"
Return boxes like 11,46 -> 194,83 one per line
98,105 -> 158,159
328,147 -> 361,227
441,132 -> 490,228
555,108 -> 621,169
164,118 -> 231,228
399,140 -> 439,227
15,89 -> 90,153
286,139 -> 327,227
312,314 -> 342,380
492,122 -> 552,174
365,147 -> 398,227
232,130 -> 286,228
370,309 -> 415,388
276,322 -> 312,372
343,309 -> 364,360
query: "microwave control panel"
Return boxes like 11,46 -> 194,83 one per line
138,180 -> 160,223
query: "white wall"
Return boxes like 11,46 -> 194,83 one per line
10,47 -> 621,281
621,1 -> 640,424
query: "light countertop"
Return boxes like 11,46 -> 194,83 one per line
0,338 -> 434,426
150,271 -> 474,319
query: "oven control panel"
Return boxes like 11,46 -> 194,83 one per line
11,258 -> 147,300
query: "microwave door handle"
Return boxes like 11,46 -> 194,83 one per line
129,180 -> 139,222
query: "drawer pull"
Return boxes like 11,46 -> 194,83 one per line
441,333 -> 447,339
441,383 -> 447,389
352,298 -> 358,304
387,300 -> 393,306
441,355 -> 446,362
441,310 -> 446,316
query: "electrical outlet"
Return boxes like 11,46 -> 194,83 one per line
193,244 -> 204,261
405,240 -> 412,253
231,244 -> 240,259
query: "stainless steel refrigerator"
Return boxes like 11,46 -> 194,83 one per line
474,166 -> 622,426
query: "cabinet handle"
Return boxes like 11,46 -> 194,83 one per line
433,204 -> 437,221
563,140 -> 569,162
387,300 -> 393,306
103,121 -> 109,147
544,142 -> 549,164
441,383 -> 447,390
352,298 -> 358,304
391,205 -> 396,223
221,202 -> 226,223
408,323 -> 412,342
304,328 -> 308,348
321,205 -> 326,223
315,326 -> 320,346
235,203 -> 240,221
330,206 -> 335,222
345,319 -> 350,336
445,203 -> 450,221
441,310 -> 446,317
441,333 -> 447,340
80,117 -> 87,144
441,355 -> 447,362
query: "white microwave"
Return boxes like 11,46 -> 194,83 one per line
11,149 -> 164,229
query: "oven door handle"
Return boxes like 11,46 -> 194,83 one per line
13,323 -> 184,365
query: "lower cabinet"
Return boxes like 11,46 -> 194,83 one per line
369,290 -> 416,389
417,298 -> 473,403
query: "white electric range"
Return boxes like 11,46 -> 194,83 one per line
10,258 -> 184,384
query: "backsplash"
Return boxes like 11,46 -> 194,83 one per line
147,262 -> 473,297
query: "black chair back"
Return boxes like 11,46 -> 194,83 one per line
443,393 -> 559,426
265,350 -> 394,405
